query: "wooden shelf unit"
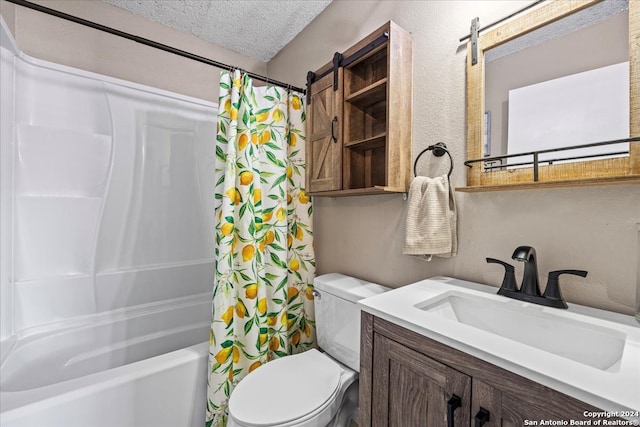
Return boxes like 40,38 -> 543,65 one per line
305,21 -> 412,196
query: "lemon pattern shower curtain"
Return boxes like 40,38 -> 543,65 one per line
206,71 -> 316,426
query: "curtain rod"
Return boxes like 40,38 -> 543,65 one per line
459,0 -> 545,42
5,0 -> 306,94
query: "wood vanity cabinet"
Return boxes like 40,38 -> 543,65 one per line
360,312 -> 618,426
306,21 -> 413,196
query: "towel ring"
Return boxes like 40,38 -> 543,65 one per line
413,142 -> 453,178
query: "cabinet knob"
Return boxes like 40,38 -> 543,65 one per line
474,407 -> 490,427
446,394 -> 462,427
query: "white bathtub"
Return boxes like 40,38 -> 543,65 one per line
0,295 -> 210,427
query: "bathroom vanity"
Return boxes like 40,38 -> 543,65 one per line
358,277 -> 640,426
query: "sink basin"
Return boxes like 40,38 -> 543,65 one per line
415,291 -> 626,371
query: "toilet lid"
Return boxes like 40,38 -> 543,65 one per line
228,349 -> 342,426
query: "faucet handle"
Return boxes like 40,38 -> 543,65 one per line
486,258 -> 518,293
543,270 -> 588,308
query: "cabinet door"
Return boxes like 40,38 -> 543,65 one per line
305,71 -> 342,192
372,334 -> 471,427
472,380 -> 605,427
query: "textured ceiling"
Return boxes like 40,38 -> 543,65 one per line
103,0 -> 332,61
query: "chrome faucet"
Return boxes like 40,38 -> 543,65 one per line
486,245 -> 588,309
511,246 -> 540,296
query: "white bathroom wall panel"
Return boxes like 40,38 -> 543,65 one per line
13,276 -> 96,329
0,20 -> 18,340
0,19 -> 217,336
94,263 -> 213,313
97,86 -> 215,272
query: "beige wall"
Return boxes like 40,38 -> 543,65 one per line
0,0 -> 265,102
268,0 -> 640,315
1,0 -> 638,315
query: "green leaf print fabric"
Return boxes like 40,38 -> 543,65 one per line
206,71 -> 315,426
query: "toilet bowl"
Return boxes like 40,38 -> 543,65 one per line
227,273 -> 389,427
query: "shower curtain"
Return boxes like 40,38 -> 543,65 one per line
206,71 -> 316,426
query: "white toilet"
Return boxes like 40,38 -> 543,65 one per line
227,273 -> 389,427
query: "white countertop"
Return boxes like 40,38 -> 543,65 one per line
358,276 -> 640,421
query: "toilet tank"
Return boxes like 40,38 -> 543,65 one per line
314,273 -> 390,372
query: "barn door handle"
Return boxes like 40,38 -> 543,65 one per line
474,407 -> 491,427
331,116 -> 338,143
446,394 -> 462,427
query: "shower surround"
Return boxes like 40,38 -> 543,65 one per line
0,16 -> 216,427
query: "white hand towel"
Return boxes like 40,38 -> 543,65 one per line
403,175 -> 457,260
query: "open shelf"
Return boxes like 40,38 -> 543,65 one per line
344,46 -> 388,95
344,133 -> 387,150
345,79 -> 387,111
457,175 -> 640,192
307,186 -> 405,197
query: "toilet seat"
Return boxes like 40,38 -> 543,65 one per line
228,349 -> 344,427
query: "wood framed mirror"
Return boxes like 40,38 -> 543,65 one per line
463,0 -> 639,191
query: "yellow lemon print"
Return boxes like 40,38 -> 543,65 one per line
286,165 -> 293,178
262,210 -> 273,223
304,323 -> 311,337
238,133 -> 249,151
291,330 -> 301,346
298,190 -> 310,204
256,111 -> 269,122
272,108 -> 284,122
239,171 -> 253,186
221,305 -> 234,325
253,188 -> 262,205
259,130 -> 270,144
242,244 -> 255,262
287,287 -> 299,301
289,133 -> 297,147
223,99 -> 231,115
235,300 -> 247,318
289,258 -> 300,271
209,328 -> 214,346
305,286 -> 314,300
233,77 -> 241,88
276,207 -> 286,222
258,297 -> 267,315
295,226 -> 303,241
259,332 -> 268,347
251,133 -> 258,145
269,336 -> 279,351
225,187 -> 241,205
249,361 -> 262,372
267,315 -> 277,327
287,193 -> 292,204
265,230 -> 275,245
287,234 -> 293,249
291,95 -> 301,110
214,346 -> 232,364
280,311 -> 288,326
259,240 -> 265,254
221,222 -> 233,236
232,346 -> 240,364
231,234 -> 238,253
230,108 -> 238,121
228,368 -> 234,382
245,284 -> 258,299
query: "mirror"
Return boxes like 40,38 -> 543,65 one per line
464,0 -> 639,190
